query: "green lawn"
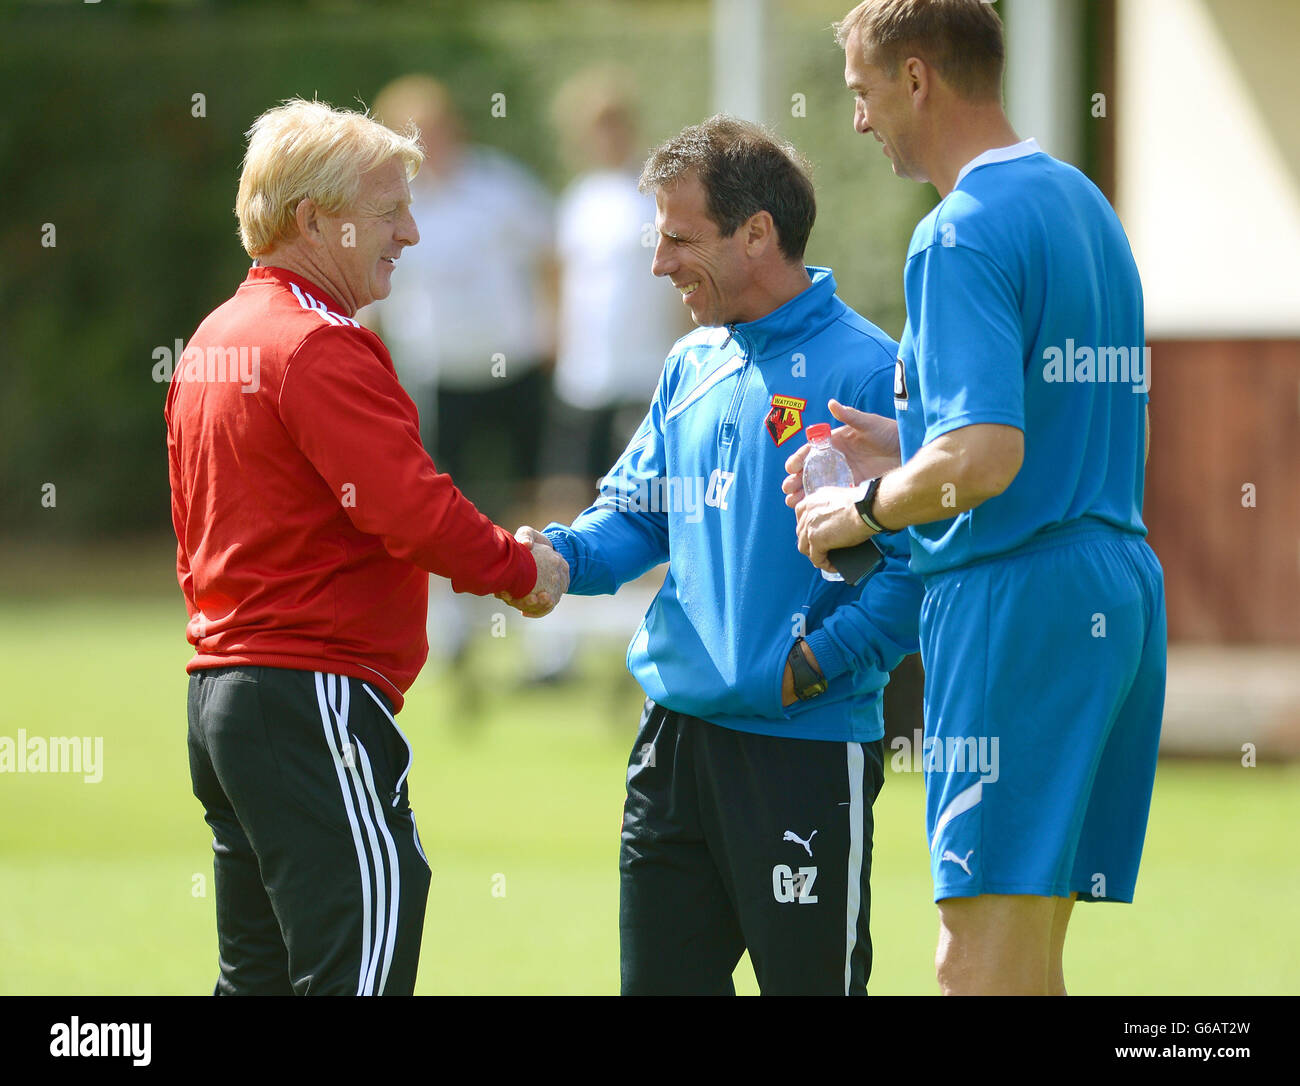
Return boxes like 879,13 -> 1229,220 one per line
1,586 -> 1296,995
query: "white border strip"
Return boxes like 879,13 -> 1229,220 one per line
665,356 -> 744,422
363,683 -> 428,866
843,742 -> 865,995
930,780 -> 983,853
315,672 -> 374,995
318,673 -> 407,994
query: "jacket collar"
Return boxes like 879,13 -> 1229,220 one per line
246,263 -> 351,318
955,137 -> 1042,187
724,266 -> 840,360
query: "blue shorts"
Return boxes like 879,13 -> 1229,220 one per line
919,521 -> 1166,904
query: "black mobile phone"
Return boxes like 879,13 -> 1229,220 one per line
827,538 -> 885,586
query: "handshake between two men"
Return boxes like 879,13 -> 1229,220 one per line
496,397 -> 903,623
496,526 -> 571,618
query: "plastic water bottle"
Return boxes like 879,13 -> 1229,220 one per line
802,423 -> 854,582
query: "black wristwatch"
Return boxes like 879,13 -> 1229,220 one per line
855,476 -> 888,534
787,638 -> 828,701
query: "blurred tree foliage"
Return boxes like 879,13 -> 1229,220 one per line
0,0 -> 934,541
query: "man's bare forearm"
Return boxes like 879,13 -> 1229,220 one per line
872,424 -> 1023,530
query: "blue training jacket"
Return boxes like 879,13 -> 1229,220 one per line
544,267 -> 922,742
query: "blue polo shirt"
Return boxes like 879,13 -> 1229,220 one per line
895,139 -> 1149,575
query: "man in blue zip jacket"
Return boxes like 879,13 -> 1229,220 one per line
510,115 -> 923,995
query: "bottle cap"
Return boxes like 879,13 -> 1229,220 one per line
806,423 -> 831,442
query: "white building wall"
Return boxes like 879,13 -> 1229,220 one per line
1117,0 -> 1300,337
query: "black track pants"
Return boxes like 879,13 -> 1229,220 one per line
620,699 -> 885,996
188,666 -> 430,995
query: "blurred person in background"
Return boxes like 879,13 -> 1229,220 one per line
540,65 -> 689,519
366,75 -> 558,686
527,67 -> 690,684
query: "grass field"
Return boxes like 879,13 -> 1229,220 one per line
1,552 -> 1297,996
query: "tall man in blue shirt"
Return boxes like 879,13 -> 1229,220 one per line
789,0 -> 1167,995
510,115 -> 923,995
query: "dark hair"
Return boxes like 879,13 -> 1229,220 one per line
638,114 -> 816,262
835,0 -> 1005,103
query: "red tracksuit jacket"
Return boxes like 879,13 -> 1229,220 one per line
165,265 -> 537,711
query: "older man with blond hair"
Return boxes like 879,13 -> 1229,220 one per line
166,98 -> 567,995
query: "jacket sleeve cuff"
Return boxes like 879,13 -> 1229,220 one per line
506,544 -> 539,600
802,628 -> 850,684
542,527 -> 579,581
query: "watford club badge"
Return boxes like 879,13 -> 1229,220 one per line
766,394 -> 807,447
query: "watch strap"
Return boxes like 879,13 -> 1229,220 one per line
787,638 -> 828,701
855,476 -> 888,534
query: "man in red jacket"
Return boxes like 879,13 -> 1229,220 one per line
166,98 -> 568,995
